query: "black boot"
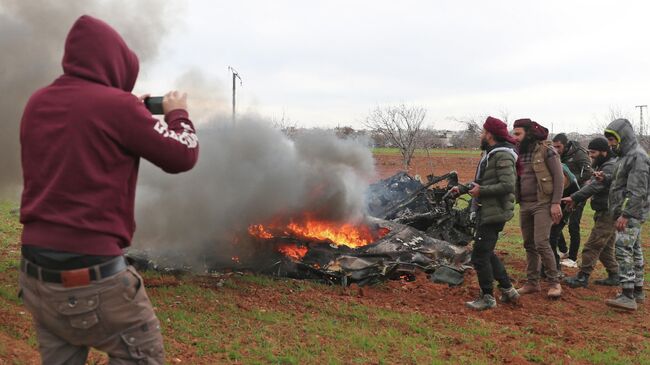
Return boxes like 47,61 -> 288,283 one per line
634,286 -> 645,303
564,271 -> 589,288
594,272 -> 619,286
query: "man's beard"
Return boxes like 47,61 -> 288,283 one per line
592,152 -> 609,168
480,137 -> 489,151
518,134 -> 536,153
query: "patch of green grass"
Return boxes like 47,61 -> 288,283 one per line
567,346 -> 630,365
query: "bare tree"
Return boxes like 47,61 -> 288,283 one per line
591,105 -> 633,133
271,110 -> 299,139
590,105 -> 650,150
449,116 -> 482,148
416,127 -> 444,175
335,125 -> 355,139
498,108 -> 511,128
364,104 -> 428,170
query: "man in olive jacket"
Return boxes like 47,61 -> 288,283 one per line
603,119 -> 649,311
454,117 -> 520,310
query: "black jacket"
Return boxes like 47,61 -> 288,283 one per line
570,155 -> 617,213
561,140 -> 593,185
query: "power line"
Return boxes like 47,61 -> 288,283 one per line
228,66 -> 243,124
636,105 -> 647,136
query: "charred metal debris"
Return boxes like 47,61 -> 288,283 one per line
127,172 -> 475,286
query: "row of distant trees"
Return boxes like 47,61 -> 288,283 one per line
273,104 -> 650,170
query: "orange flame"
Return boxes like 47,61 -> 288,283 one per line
286,220 -> 375,248
247,217 -> 391,260
277,244 -> 308,260
248,224 -> 273,239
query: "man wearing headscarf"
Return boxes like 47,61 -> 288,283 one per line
452,117 -> 520,310
511,119 -> 564,298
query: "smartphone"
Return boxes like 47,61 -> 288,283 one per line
144,96 -> 164,115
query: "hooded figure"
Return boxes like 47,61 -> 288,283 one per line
19,16 -> 198,363
21,15 -> 199,256
605,119 -> 650,221
603,118 -> 648,310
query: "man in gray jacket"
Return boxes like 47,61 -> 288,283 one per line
562,137 -> 619,288
603,119 -> 648,311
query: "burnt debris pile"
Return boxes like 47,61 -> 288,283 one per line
128,172 -> 475,286
255,217 -> 470,286
368,171 -> 474,245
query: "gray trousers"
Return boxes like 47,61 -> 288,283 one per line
19,264 -> 164,365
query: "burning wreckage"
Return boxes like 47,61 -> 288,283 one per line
129,172 -> 475,286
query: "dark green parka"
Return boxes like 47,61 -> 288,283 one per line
474,143 -> 518,225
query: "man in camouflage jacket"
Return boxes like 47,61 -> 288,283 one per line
603,119 -> 648,311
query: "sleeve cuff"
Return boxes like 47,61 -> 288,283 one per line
164,109 -> 189,122
570,193 -> 583,203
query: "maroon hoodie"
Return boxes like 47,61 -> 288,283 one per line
20,16 -> 199,256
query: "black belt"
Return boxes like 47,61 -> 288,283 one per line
21,256 -> 127,287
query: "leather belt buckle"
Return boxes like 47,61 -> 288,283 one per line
61,268 -> 91,288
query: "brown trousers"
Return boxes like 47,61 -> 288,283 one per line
579,211 -> 619,275
520,201 -> 560,283
19,264 -> 164,365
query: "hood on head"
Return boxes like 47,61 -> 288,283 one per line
62,15 -> 139,92
564,140 -> 579,156
605,119 -> 637,156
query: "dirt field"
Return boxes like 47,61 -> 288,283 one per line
0,151 -> 649,364
374,150 -> 479,182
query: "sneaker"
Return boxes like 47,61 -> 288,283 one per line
560,258 -> 578,268
465,294 -> 497,311
517,282 -> 541,295
560,252 -> 569,260
564,272 -> 589,288
594,273 -> 620,286
634,287 -> 645,304
499,286 -> 520,304
547,283 -> 562,298
605,292 -> 638,311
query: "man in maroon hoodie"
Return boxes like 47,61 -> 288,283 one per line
18,15 -> 198,364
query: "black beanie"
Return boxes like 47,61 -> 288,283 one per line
588,137 -> 609,152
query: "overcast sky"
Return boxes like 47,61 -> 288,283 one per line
139,0 -> 650,132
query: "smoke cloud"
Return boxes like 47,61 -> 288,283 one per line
1,1 -> 377,268
133,116 -> 376,266
0,0 -> 179,195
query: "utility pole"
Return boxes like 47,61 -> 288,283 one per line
228,66 -> 242,123
636,105 -> 647,136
